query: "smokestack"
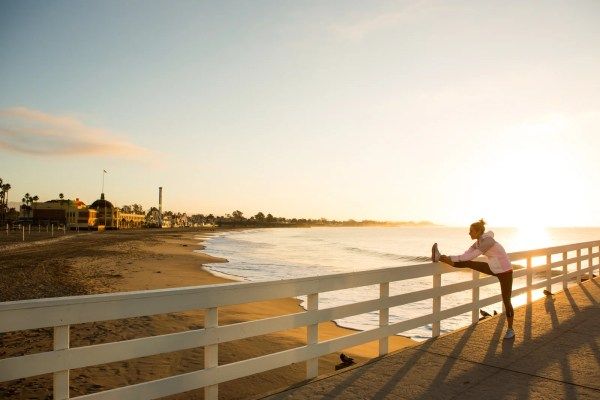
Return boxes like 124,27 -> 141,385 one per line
158,187 -> 163,228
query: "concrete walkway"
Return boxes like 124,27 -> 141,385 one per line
264,278 -> 600,400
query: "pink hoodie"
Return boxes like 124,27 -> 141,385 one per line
450,231 -> 512,274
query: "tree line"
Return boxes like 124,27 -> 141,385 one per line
187,210 -> 432,228
0,177 -> 432,228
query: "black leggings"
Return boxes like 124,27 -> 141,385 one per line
454,261 -> 514,318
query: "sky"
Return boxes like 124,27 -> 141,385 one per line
1,1 -> 599,227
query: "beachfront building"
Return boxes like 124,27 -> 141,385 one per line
89,194 -> 116,229
89,194 -> 145,229
158,212 -> 190,228
161,214 -> 173,228
32,198 -> 97,229
116,209 -> 145,229
173,213 -> 190,228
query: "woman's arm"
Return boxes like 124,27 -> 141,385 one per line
450,243 -> 482,262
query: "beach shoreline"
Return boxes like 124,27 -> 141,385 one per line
0,228 -> 415,399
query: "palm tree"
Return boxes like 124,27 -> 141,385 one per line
0,178 -> 4,209
20,193 -> 37,219
21,193 -> 39,206
4,184 -> 10,204
0,179 -> 10,221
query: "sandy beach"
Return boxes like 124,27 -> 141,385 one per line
0,229 -> 415,399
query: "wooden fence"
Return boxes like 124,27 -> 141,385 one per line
1,240 -> 599,399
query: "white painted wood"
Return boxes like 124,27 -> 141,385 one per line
546,254 -> 552,292
306,293 -> 319,379
7,243 -> 600,334
596,247 -> 600,276
379,282 -> 389,356
204,308 -> 218,400
526,257 -> 533,304
562,252 -> 568,290
2,240 -> 599,399
546,255 -> 587,269
0,286 -> 468,380
576,249 -> 582,283
588,246 -> 594,279
75,316 -> 436,400
432,272 -> 441,337
508,240 -> 599,260
0,263 -> 447,333
471,269 -> 479,324
54,325 -> 70,400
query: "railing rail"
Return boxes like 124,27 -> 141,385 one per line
1,240 -> 599,400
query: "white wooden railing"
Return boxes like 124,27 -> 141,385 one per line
1,240 -> 599,399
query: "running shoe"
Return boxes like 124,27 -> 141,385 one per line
431,243 -> 441,263
503,328 -> 515,340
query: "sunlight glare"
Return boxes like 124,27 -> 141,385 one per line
513,224 -> 550,250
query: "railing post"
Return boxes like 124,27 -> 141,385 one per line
589,247 -> 594,281
306,293 -> 319,379
597,245 -> 600,276
546,254 -> 552,293
432,271 -> 441,337
471,269 -> 479,324
562,252 -> 568,290
576,249 -> 582,284
53,325 -> 70,400
379,282 -> 389,356
526,257 -> 533,304
204,307 -> 218,400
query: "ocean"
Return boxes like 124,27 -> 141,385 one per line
199,226 -> 600,340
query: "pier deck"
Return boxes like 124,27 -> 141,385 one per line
264,277 -> 600,400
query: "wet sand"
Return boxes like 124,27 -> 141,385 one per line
0,229 -> 415,399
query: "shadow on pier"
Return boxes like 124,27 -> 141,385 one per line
263,278 -> 600,399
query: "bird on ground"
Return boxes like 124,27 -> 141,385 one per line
340,353 -> 354,364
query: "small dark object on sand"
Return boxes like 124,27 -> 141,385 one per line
340,353 -> 354,364
479,309 -> 498,321
335,353 -> 355,370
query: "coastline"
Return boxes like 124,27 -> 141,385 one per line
0,228 -> 415,400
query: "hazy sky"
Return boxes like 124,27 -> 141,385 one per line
1,1 -> 599,227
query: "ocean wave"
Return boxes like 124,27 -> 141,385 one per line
209,236 -> 276,250
344,246 -> 430,263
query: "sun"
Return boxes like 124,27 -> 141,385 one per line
513,223 -> 550,250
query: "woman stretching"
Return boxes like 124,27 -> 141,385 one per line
432,219 -> 515,339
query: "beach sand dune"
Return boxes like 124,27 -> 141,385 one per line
0,229 -> 414,399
